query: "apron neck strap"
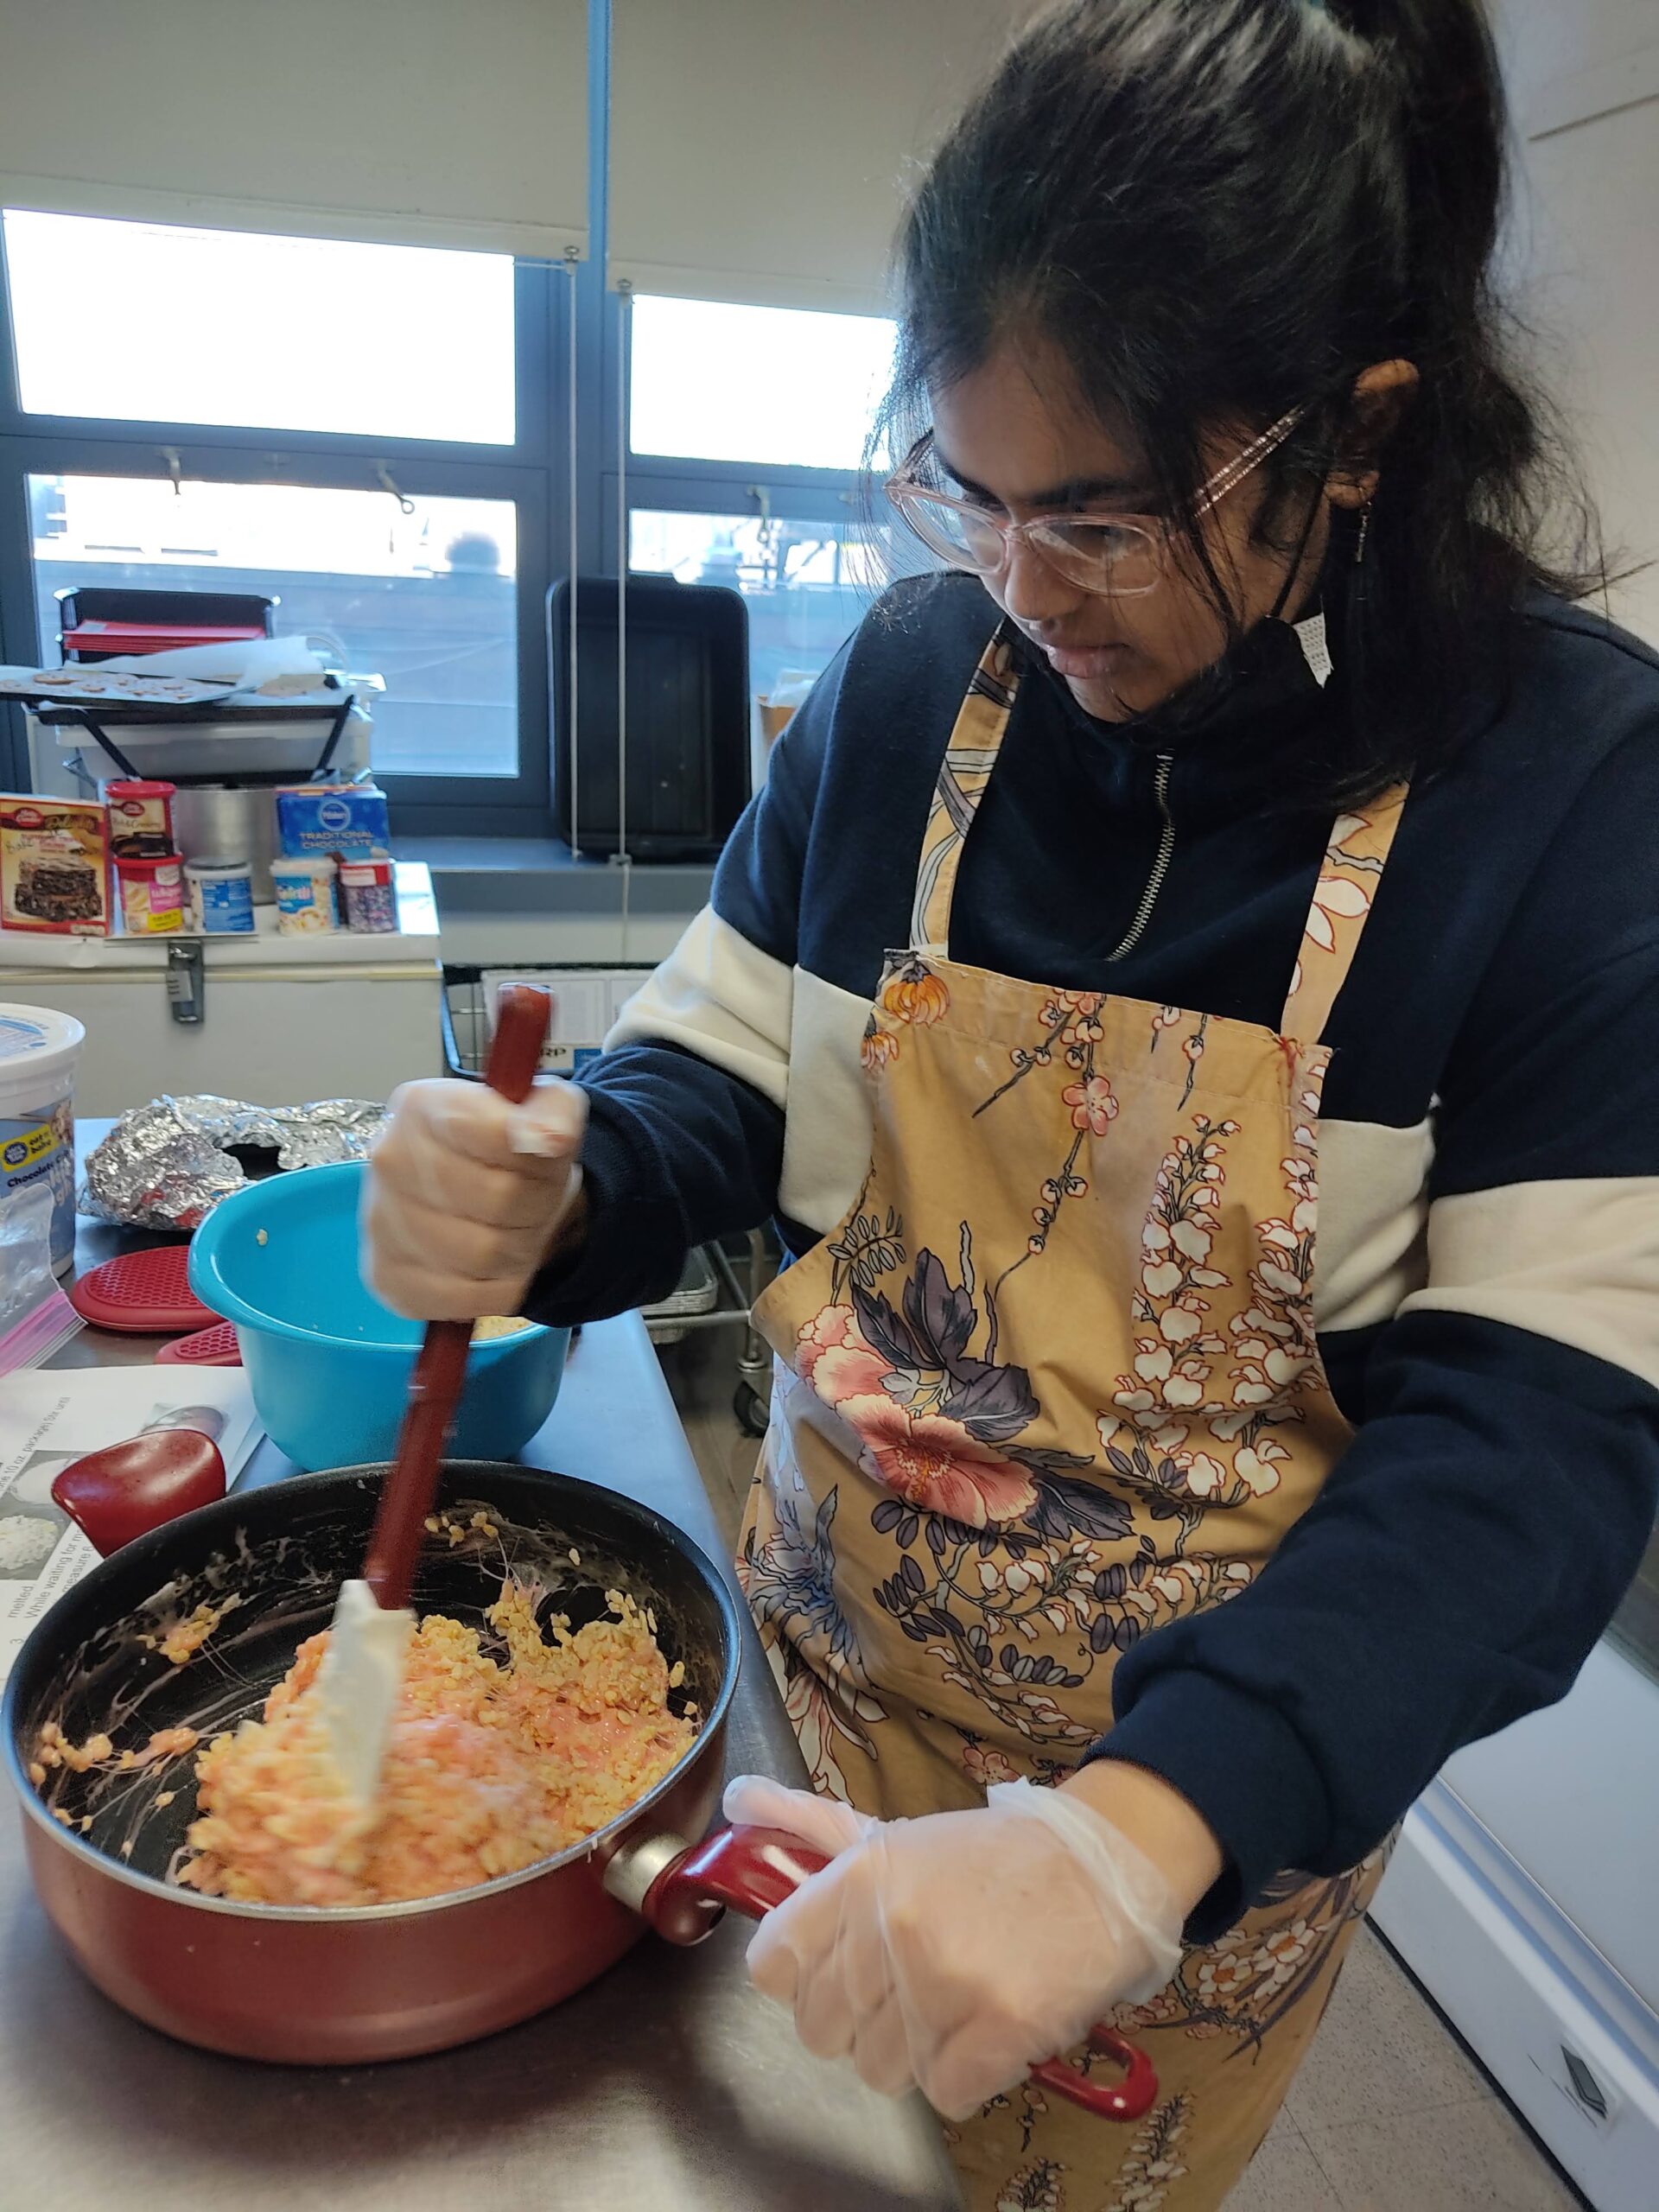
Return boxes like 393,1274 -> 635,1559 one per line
910,626 -> 1021,956
1278,786 -> 1410,1044
908,626 -> 1409,1048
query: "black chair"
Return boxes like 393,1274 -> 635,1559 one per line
55,587 -> 278,663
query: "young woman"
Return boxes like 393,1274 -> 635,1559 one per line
367,2 -> 1659,2202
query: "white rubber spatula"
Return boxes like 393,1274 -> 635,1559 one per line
315,983 -> 553,1808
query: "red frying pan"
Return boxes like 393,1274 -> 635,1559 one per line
6,1454 -> 1155,2113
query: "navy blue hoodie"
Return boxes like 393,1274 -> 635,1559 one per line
530,575 -> 1659,1936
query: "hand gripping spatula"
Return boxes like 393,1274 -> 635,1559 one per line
315,983 -> 552,1808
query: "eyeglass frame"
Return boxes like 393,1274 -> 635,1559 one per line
884,404 -> 1313,597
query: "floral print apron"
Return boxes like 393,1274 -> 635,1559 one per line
738,630 -> 1407,2211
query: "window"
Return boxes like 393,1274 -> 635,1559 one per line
629,295 -> 895,471
31,476 -> 519,778
630,507 -> 892,699
4,212 -> 517,446
0,207 -> 551,817
622,298 -> 906,705
0,246 -> 902,823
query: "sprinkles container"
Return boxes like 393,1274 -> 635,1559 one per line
339,855 -> 397,934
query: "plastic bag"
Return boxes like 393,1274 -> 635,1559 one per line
0,1182 -> 84,1375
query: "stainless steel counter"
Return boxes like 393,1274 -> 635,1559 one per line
0,1162 -> 961,2211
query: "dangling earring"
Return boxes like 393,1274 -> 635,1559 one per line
1343,498 -> 1375,723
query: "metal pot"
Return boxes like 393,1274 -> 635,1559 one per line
169,784 -> 279,903
3,1459 -> 1156,2119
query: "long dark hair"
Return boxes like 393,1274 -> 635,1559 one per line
874,0 -> 1607,798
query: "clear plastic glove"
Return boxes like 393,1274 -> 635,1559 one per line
362,1077 -> 586,1321
723,1773 -> 1184,2121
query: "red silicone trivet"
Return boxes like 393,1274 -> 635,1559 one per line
69,1243 -> 216,1335
155,1319 -> 242,1367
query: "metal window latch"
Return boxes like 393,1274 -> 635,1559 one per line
166,941 -> 205,1026
374,463 -> 415,516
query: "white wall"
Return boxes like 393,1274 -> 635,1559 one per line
1499,0 -> 1658,132
1497,1 -> 1659,644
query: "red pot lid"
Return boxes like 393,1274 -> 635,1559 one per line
156,1319 -> 242,1367
70,1243 -> 216,1335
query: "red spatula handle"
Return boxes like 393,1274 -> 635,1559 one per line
363,986 -> 553,1608
363,1320 -> 470,1607
480,982 -> 553,1108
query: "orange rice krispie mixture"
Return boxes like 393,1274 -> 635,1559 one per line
174,1581 -> 695,1907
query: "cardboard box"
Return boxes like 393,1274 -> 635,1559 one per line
757,697 -> 798,751
0,795 -> 111,935
276,783 -> 391,860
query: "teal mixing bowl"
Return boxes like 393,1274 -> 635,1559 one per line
188,1160 -> 569,1471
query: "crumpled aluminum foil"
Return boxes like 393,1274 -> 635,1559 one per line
79,1095 -> 388,1232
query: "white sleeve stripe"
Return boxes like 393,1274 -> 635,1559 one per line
779,967 -> 873,1232
1313,1115 -> 1433,1332
1401,1177 -> 1659,1392
605,906 -> 791,1110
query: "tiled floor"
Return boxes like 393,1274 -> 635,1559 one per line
1235,1938 -> 1588,2210
658,1332 -> 1592,2212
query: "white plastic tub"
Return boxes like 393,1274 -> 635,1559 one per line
0,1003 -> 85,1274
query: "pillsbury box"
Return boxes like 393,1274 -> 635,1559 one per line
276,783 -> 391,859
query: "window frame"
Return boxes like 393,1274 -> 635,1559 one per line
602,468 -> 870,567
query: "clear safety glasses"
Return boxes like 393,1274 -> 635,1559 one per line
885,405 -> 1310,597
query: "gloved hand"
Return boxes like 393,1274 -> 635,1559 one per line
723,1773 -> 1184,2120
363,1077 -> 587,1320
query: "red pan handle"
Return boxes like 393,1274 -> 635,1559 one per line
50,1431 -> 228,1556
637,1822 -> 1160,2124
363,985 -> 551,1609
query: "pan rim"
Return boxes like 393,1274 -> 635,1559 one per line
2,1459 -> 742,1924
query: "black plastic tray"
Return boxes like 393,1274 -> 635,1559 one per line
548,575 -> 748,861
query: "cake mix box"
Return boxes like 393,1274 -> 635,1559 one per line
0,796 -> 111,935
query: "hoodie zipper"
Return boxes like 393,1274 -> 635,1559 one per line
1105,753 -> 1175,963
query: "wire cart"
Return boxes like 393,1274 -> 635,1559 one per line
442,963 -> 774,1436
